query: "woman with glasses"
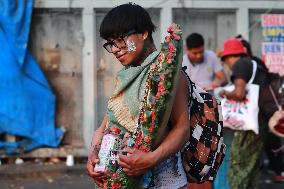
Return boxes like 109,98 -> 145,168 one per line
86,3 -> 190,189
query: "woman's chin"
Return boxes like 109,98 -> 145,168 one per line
117,57 -> 128,66
120,60 -> 132,67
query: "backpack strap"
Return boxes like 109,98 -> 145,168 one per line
248,60 -> 257,84
181,68 -> 192,106
269,84 -> 282,111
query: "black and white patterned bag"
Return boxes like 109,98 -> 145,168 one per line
181,70 -> 226,183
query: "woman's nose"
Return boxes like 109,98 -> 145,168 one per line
111,44 -> 121,53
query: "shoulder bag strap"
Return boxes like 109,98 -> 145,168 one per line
181,69 -> 193,106
248,60 -> 257,84
269,85 -> 282,111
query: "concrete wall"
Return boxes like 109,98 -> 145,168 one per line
29,9 -> 84,148
173,9 -> 236,50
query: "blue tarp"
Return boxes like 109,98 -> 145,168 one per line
0,0 -> 64,154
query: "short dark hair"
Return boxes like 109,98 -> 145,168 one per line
235,34 -> 253,56
186,33 -> 204,49
100,3 -> 156,42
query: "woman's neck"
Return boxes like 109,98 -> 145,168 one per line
131,40 -> 156,67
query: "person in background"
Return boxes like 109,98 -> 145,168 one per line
235,34 -> 269,73
236,35 -> 284,182
214,38 -> 269,189
182,33 -> 227,92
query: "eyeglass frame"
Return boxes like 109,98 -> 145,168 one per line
103,30 -> 138,53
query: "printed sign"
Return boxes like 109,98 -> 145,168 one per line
261,14 -> 284,76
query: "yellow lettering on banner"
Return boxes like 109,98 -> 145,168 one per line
264,27 -> 284,37
272,28 -> 276,36
276,28 -> 284,36
276,28 -> 280,35
267,28 -> 271,36
262,29 -> 267,37
266,28 -> 270,36
267,28 -> 273,36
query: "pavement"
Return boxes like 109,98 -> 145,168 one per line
0,160 -> 95,189
1,159 -> 284,189
259,169 -> 284,189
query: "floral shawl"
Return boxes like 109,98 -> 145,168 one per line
103,24 -> 183,189
106,51 -> 160,135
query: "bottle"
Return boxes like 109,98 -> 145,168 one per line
94,127 -> 123,173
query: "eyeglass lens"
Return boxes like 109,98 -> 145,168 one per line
103,30 -> 137,53
104,38 -> 126,53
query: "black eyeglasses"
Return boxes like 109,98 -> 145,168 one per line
103,30 -> 137,53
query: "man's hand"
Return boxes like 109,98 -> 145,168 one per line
86,148 -> 108,188
219,90 -> 227,98
203,85 -> 214,92
203,82 -> 221,92
118,147 -> 156,177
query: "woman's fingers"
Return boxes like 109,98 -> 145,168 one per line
122,168 -> 136,176
86,158 -> 104,178
90,171 -> 107,178
123,147 -> 135,154
94,178 -> 105,188
118,158 -> 132,169
122,168 -> 142,177
91,158 -> 99,166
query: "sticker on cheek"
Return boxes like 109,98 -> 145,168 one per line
126,40 -> 136,52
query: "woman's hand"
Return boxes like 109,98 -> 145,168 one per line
86,147 -> 108,188
86,115 -> 108,187
118,147 -> 156,177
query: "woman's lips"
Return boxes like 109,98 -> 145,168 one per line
116,54 -> 126,61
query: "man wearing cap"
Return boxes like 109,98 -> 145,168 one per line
182,33 -> 227,91
215,38 -> 269,189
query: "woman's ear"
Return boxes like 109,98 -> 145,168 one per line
142,31 -> 149,41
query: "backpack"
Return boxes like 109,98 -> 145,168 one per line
181,70 -> 226,183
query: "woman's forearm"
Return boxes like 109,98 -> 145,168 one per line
90,115 -> 108,152
151,122 -> 190,165
150,73 -> 190,166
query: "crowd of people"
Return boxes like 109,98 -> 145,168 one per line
86,3 -> 284,189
